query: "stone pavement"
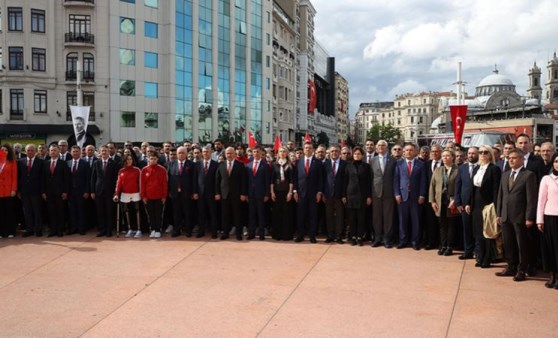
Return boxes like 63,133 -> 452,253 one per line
0,235 -> 556,337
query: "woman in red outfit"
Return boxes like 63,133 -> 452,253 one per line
114,154 -> 142,238
141,152 -> 168,239
0,144 -> 18,238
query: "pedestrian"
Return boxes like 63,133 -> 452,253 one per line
141,151 -> 168,239
0,144 -> 18,238
537,153 -> 558,289
113,154 -> 142,238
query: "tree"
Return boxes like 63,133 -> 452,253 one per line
316,131 -> 330,147
366,123 -> 402,144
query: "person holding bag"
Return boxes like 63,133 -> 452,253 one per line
537,153 -> 558,289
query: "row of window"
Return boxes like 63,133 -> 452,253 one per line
120,81 -> 158,98
2,89 -> 96,117
120,111 -> 159,128
2,7 -> 45,33
120,17 -> 158,38
120,0 -> 159,8
119,49 -> 158,68
1,47 -> 46,71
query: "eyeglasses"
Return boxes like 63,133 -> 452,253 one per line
479,150 -> 490,155
392,148 -> 402,151
341,152 -> 348,155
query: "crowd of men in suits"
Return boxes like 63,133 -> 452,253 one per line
2,134 -> 558,288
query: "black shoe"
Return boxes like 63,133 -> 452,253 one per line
545,275 -> 556,288
357,239 -> 363,246
259,235 -> 265,241
475,262 -> 481,267
351,239 -> 357,246
106,232 -> 112,237
325,238 -> 333,243
513,271 -> 526,282
425,245 -> 433,250
527,267 -> 537,277
196,232 -> 205,238
22,231 -> 34,238
458,253 -> 474,260
495,268 -> 517,277
220,234 -> 229,240
171,232 -> 181,238
371,241 -> 382,248
336,238 -> 344,244
481,263 -> 491,269
294,236 -> 304,243
443,248 -> 453,256
247,234 -> 255,240
309,237 -> 317,244
211,233 -> 218,239
384,243 -> 393,249
412,244 -> 420,250
236,234 -> 243,241
397,243 -> 407,249
96,232 -> 106,237
184,232 -> 192,238
438,247 -> 446,255
36,232 -> 43,237
47,233 -> 57,238
79,231 -> 86,235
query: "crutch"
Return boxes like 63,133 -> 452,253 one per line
116,201 -> 120,238
160,200 -> 166,237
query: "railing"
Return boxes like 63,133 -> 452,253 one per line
65,32 -> 95,44
66,70 -> 95,81
64,0 -> 95,4
66,110 -> 96,121
10,110 -> 24,120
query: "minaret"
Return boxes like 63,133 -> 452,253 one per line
527,62 -> 542,101
546,52 -> 558,104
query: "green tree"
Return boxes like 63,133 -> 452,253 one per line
366,123 -> 402,144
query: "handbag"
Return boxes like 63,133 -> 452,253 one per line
482,202 -> 501,239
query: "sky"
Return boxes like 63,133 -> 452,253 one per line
311,0 -> 558,118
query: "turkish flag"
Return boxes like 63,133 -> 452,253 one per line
341,140 -> 347,147
450,105 -> 468,144
304,133 -> 312,143
248,131 -> 257,148
273,135 -> 282,153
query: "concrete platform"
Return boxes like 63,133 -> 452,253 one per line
0,235 -> 556,337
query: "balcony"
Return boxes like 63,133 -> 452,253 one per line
65,70 -> 95,82
66,110 -> 96,122
10,110 -> 24,121
63,0 -> 95,7
64,33 -> 95,46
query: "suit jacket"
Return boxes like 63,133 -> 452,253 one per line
343,161 -> 372,209
58,152 -> 71,162
524,153 -> 545,185
42,158 -> 70,196
17,157 -> 44,195
90,158 -> 119,197
246,159 -> 270,199
371,154 -> 396,198
429,164 -> 458,217
469,163 -> 501,207
425,160 -> 441,195
495,159 -> 510,172
454,162 -> 475,208
496,168 -> 537,223
393,158 -> 427,202
193,159 -> 218,197
293,157 -> 323,199
215,160 -> 247,199
168,159 -> 194,199
67,158 -> 91,195
323,158 -> 346,199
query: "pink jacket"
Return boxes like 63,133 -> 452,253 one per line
536,174 -> 558,224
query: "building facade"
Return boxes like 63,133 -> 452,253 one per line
353,101 -> 393,145
335,71 -> 348,144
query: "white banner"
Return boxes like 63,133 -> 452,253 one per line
70,105 -> 90,148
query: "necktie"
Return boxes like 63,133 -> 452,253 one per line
503,160 -> 509,172
103,160 -> 107,172
433,161 -> 439,172
227,161 -> 232,175
179,161 -> 183,175
253,161 -> 258,176
88,157 -> 92,166
407,161 -> 412,176
204,161 -> 208,175
305,158 -> 310,175
509,170 -> 516,190
50,160 -> 56,175
368,154 -> 372,164
379,156 -> 385,173
332,161 -> 336,176
27,158 -> 32,173
72,160 -> 77,174
469,164 -> 474,178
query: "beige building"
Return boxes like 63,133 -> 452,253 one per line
389,92 -> 444,142
335,71 -> 348,144
353,101 -> 393,145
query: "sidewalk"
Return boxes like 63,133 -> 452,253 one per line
0,235 -> 556,337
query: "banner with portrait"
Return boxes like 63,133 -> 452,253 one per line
70,105 -> 90,148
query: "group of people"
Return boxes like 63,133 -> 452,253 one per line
1,134 -> 558,290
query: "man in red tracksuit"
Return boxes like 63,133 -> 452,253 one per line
141,151 -> 168,238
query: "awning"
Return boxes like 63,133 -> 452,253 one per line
0,124 -> 101,135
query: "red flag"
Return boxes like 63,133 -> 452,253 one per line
273,135 -> 282,153
450,105 -> 468,144
304,133 -> 312,143
341,140 -> 347,147
248,131 -> 257,148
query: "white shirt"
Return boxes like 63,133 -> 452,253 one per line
473,163 -> 489,187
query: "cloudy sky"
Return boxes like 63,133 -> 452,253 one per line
312,0 -> 558,117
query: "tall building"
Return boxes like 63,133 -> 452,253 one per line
335,71 -> 348,144
312,40 -> 335,144
546,52 -> 558,105
527,62 -> 542,101
0,0 -> 274,146
353,101 -> 393,145
391,92 -> 441,142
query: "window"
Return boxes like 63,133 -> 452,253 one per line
144,0 -> 158,8
0,48 -> 2,68
10,89 -> 24,116
8,7 -> 23,31
144,51 -> 158,68
145,112 -> 158,128
120,0 -> 135,3
69,15 -> 90,34
121,111 -> 136,127
120,17 -> 135,34
119,49 -> 135,65
32,48 -> 46,71
120,80 -> 136,96
9,47 -> 23,70
144,21 -> 158,38
144,82 -> 158,98
31,9 -> 45,33
83,53 -> 94,80
66,52 -> 78,80
34,90 -> 47,113
239,21 -> 246,34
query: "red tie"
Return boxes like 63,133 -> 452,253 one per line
27,158 -> 32,173
204,161 -> 208,175
179,161 -> 183,175
253,161 -> 258,176
305,159 -> 310,175
72,160 -> 77,174
332,161 -> 336,176
407,161 -> 412,176
50,160 -> 56,175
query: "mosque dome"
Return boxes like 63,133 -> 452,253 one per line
475,67 -> 516,97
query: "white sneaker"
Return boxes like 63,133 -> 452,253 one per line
149,230 -> 156,238
134,230 -> 142,238
165,225 -> 173,233
8,235 -> 14,239
154,231 -> 161,238
125,230 -> 134,238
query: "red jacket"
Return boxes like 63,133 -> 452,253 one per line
115,166 -> 141,195
140,164 -> 168,200
0,161 -> 18,197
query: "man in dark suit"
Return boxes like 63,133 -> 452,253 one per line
370,140 -> 397,248
423,144 -> 442,250
57,140 -> 71,162
293,142 -> 324,243
496,149 -> 537,281
215,147 -> 248,240
91,145 -> 119,237
67,145 -> 91,235
83,145 -> 98,230
246,146 -> 270,240
106,142 -> 122,167
496,141 -> 515,172
323,145 -> 346,243
18,144 -> 45,237
454,146 -> 479,259
42,144 -> 70,237
193,146 -> 219,238
393,143 -> 427,250
168,146 -> 194,237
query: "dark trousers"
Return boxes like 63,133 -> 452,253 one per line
0,197 -> 17,236
422,205 -> 439,247
22,194 -> 43,233
438,198 -> 458,248
325,197 -> 344,239
272,191 -> 292,240
47,195 -> 65,235
96,195 -> 114,234
461,210 -> 475,255
172,194 -> 191,235
221,196 -> 243,235
249,197 -> 266,237
502,221 -> 532,273
85,198 -> 97,230
297,195 -> 318,238
198,193 -> 218,236
398,198 -> 421,245
68,193 -> 86,233
347,206 -> 367,239
373,195 -> 394,244
145,199 -> 164,232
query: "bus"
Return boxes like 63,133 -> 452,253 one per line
417,131 -> 515,148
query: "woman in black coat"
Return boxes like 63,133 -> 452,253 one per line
271,146 -> 294,240
465,145 -> 501,268
342,147 -> 372,246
